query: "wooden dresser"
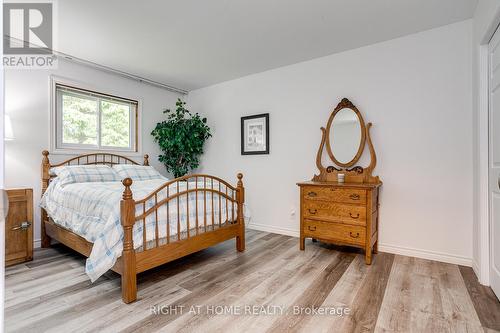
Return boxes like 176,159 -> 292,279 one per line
299,98 -> 382,264
5,189 -> 33,266
298,181 -> 380,264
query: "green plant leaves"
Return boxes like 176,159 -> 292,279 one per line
151,98 -> 211,178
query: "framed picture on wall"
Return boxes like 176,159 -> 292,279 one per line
241,113 -> 269,155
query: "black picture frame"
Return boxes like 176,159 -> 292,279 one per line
241,113 -> 269,155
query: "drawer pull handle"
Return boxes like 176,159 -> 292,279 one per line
308,209 -> 317,214
308,226 -> 317,231
12,221 -> 31,231
349,194 -> 360,200
307,192 -> 317,197
349,213 -> 360,219
349,232 -> 360,238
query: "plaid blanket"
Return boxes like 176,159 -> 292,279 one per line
41,177 -> 237,282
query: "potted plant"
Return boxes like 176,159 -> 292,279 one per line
151,99 -> 211,178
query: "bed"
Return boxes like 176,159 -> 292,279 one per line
40,151 -> 245,303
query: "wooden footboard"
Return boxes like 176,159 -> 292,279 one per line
119,173 -> 245,303
40,151 -> 245,304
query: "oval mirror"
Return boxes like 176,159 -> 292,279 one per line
329,108 -> 363,165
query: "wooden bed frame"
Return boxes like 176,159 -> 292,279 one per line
40,150 -> 245,303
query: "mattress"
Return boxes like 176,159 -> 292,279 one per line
41,177 -> 236,281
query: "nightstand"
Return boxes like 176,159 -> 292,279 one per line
5,189 -> 33,266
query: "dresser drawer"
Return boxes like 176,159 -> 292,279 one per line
303,219 -> 366,246
303,201 -> 366,225
302,186 -> 366,205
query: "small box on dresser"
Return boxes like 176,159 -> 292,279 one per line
5,189 -> 33,266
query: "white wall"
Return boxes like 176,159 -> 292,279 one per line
472,0 -> 500,284
5,58 -> 182,245
188,20 -> 474,265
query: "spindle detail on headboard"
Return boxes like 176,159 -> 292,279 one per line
41,150 -> 149,193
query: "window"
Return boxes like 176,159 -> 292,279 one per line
54,83 -> 138,152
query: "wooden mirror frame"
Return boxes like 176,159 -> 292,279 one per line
313,98 -> 380,184
325,99 -> 366,167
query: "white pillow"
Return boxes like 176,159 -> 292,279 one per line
54,165 -> 119,186
113,164 -> 164,181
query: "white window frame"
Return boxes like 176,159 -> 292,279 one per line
50,76 -> 142,155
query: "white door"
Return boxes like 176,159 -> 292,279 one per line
489,24 -> 500,298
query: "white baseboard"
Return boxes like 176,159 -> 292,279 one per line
247,223 -> 299,238
378,243 -> 472,267
34,238 -> 41,249
471,259 -> 491,286
35,223 -> 472,267
247,223 -> 472,267
472,260 -> 480,278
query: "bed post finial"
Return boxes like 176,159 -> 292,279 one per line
236,173 -> 245,252
143,154 -> 149,166
42,151 -> 50,190
122,178 -> 133,200
42,150 -> 50,162
41,150 -> 52,248
236,173 -> 244,202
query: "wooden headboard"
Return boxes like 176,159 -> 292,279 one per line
41,150 -> 149,194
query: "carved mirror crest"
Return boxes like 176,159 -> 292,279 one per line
313,98 -> 380,184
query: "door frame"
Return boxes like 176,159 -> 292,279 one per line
479,9 -> 500,286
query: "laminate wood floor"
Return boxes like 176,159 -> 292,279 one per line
5,230 -> 500,333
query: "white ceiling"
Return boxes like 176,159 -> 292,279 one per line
56,0 -> 477,91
